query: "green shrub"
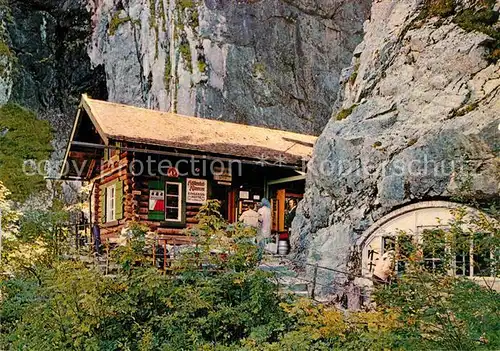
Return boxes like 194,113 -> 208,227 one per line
1,205 -> 498,350
454,6 -> 500,62
164,56 -> 171,86
179,0 -> 195,10
418,0 -> 456,19
0,40 -> 12,57
349,61 -> 360,85
416,0 -> 500,62
0,103 -> 53,201
197,60 -> 206,73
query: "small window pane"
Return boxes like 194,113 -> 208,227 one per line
166,196 -> 179,207
164,182 -> 182,221
166,184 -> 180,195
474,252 -> 491,277
166,208 -> 179,220
455,252 -> 470,276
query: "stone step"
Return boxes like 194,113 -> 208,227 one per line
286,283 -> 308,292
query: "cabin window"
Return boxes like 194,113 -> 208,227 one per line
106,184 -> 116,222
165,181 -> 183,222
100,180 -> 123,224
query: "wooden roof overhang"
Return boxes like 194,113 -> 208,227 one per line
60,95 -> 317,181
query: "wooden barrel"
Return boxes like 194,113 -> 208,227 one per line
277,240 -> 290,255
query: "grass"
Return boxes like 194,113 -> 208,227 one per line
0,104 -> 53,201
417,0 -> 456,20
0,40 -> 12,57
453,6 -> 500,62
349,61 -> 360,85
253,63 -> 265,76
450,101 -> 479,117
179,0 -> 195,10
407,138 -> 418,147
335,104 -> 358,121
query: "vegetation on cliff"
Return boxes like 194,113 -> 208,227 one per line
0,103 -> 52,201
418,0 -> 500,61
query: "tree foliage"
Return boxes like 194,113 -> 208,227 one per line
0,204 -> 499,350
0,103 -> 53,201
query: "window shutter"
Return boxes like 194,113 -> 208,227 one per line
99,185 -> 106,223
148,180 -> 165,221
115,180 -> 124,220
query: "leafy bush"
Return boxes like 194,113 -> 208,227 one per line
0,104 -> 53,201
373,208 -> 500,350
1,205 -> 498,350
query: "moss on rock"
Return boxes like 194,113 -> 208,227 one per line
0,103 -> 53,201
335,104 -> 358,121
109,12 -> 131,36
164,56 -> 171,86
453,5 -> 500,62
179,43 -> 192,72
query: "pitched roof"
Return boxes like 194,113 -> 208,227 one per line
80,95 -> 317,165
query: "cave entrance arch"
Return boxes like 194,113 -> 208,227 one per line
356,201 -> 496,286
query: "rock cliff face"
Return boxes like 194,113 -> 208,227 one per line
0,0 -> 370,173
1,0 -> 370,138
292,0 -> 500,296
2,0 -> 108,154
88,0 -> 370,134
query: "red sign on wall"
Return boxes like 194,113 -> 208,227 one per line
167,167 -> 179,178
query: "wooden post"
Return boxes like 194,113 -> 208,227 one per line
152,241 -> 156,267
163,240 -> 167,272
75,223 -> 79,254
311,263 -> 319,299
105,240 -> 110,275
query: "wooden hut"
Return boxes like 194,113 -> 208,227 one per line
61,95 -> 317,244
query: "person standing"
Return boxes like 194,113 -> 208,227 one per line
258,198 -> 272,243
239,202 -> 260,228
284,198 -> 297,229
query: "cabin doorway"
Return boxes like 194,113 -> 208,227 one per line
210,183 -> 231,221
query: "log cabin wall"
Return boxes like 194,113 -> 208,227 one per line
129,152 -> 208,239
95,145 -> 133,240
93,144 -> 304,242
130,172 -> 202,237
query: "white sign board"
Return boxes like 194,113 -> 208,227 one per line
149,190 -> 165,211
186,178 -> 208,204
239,191 -> 250,200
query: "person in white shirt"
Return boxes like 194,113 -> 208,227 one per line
239,203 -> 260,228
258,198 -> 272,241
